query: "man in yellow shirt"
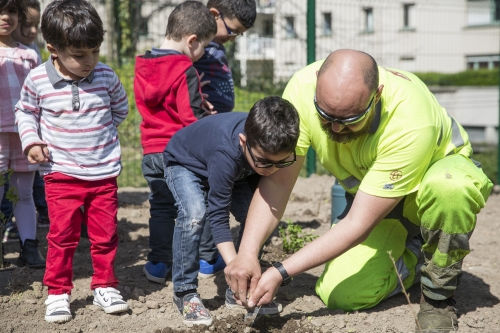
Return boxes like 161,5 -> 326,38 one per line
224,49 -> 493,333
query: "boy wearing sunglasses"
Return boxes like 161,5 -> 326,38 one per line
192,0 -> 257,280
163,96 -> 299,326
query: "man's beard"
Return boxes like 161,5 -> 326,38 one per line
319,110 -> 374,144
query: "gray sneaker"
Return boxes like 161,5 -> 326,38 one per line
173,292 -> 213,327
225,287 -> 282,314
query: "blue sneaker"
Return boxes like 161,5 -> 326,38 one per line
143,261 -> 171,283
198,254 -> 226,279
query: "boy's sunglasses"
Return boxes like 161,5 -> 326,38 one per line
246,142 -> 296,168
313,94 -> 374,126
219,13 -> 244,39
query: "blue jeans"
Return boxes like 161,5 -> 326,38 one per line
165,164 -> 259,293
142,153 -> 177,264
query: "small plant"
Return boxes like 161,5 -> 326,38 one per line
0,169 -> 19,269
278,220 -> 318,254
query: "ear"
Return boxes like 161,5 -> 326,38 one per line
209,8 -> 219,17
238,133 -> 247,148
186,34 -> 197,47
46,44 -> 58,58
375,84 -> 384,102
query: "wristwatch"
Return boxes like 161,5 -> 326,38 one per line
272,262 -> 292,286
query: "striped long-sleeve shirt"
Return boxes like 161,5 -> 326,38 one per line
15,59 -> 128,181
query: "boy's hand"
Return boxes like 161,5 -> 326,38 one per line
202,99 -> 217,116
26,144 -> 49,164
199,72 -> 210,88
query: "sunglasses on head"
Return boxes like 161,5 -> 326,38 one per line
313,94 -> 374,126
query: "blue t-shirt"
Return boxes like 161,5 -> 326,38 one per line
163,112 -> 257,244
193,42 -> 235,113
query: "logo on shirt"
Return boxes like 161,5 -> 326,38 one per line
383,184 -> 394,190
390,170 -> 403,181
384,68 -> 411,81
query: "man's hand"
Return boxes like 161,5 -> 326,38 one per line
247,265 -> 283,307
224,253 -> 261,307
26,144 -> 49,164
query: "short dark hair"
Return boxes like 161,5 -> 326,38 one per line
207,0 -> 257,29
1,0 -> 28,26
165,1 -> 217,41
26,0 -> 40,12
245,96 -> 300,154
41,0 -> 104,50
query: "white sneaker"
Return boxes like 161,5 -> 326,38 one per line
45,294 -> 72,323
93,287 -> 129,314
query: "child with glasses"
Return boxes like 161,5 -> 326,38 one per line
163,96 -> 299,326
190,0 -> 258,283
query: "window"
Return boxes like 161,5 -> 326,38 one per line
466,54 -> 500,69
284,16 -> 296,38
363,7 -> 374,32
403,3 -> 415,29
467,0 -> 499,25
322,12 -> 332,36
263,19 -> 273,37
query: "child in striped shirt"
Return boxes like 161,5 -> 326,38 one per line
0,0 -> 45,267
15,0 -> 129,323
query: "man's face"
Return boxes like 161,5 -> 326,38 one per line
319,105 -> 375,144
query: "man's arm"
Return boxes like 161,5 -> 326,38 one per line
224,155 -> 305,305
248,189 -> 403,307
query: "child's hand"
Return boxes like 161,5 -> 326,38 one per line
199,72 -> 210,88
202,99 -> 217,116
26,144 -> 50,164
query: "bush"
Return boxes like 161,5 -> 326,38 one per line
414,69 -> 499,86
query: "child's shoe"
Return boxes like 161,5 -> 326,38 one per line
173,292 -> 213,327
18,238 -> 46,268
225,287 -> 282,314
37,213 -> 50,228
198,254 -> 226,279
45,294 -> 72,323
93,287 -> 129,314
2,220 -> 19,243
143,261 -> 171,283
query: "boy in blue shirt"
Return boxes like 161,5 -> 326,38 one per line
193,0 -> 257,279
163,96 -> 299,326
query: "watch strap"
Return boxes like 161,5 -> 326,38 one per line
272,261 -> 291,286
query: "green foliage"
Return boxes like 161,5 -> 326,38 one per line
414,69 -> 499,86
472,145 -> 499,184
278,220 -> 318,254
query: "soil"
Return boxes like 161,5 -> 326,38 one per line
1,174 -> 499,333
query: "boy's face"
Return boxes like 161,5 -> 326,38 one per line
186,36 -> 213,62
47,44 -> 100,80
210,8 -> 247,45
239,134 -> 296,177
0,6 -> 18,38
12,7 -> 40,46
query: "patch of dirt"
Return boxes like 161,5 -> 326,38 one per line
1,174 -> 500,333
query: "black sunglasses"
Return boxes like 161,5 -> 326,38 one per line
246,142 -> 296,168
314,94 -> 374,126
219,13 -> 244,39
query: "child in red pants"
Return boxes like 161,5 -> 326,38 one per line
15,0 -> 129,323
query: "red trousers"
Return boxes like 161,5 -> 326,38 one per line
43,172 -> 119,295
